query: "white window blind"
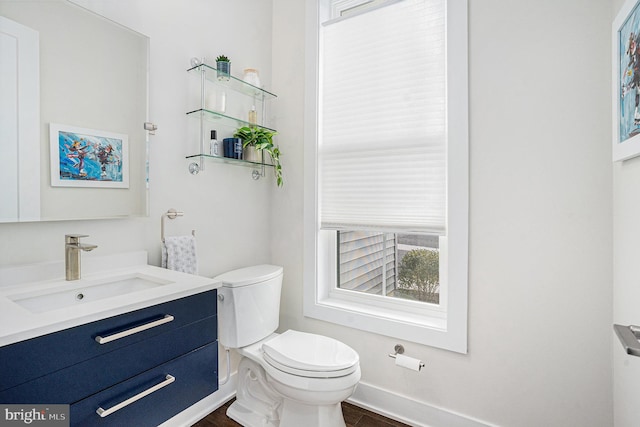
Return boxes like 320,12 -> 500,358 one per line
319,0 -> 446,234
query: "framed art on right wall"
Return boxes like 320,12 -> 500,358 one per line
614,0 -> 640,161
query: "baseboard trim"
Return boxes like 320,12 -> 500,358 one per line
347,381 -> 494,427
159,373 -> 237,427
161,375 -> 494,427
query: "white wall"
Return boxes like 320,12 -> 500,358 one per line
272,0 -> 614,426
612,138 -> 640,427
612,0 -> 640,425
0,0 -> 275,273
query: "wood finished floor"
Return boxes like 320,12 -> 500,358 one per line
192,399 -> 411,427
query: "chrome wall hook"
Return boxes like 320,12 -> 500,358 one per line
143,122 -> 158,135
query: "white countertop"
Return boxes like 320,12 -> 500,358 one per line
0,251 -> 220,347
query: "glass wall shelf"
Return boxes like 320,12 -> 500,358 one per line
187,63 -> 277,100
186,108 -> 277,133
185,153 -> 274,169
186,61 -> 278,181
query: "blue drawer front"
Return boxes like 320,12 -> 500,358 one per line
0,290 -> 217,392
70,343 -> 218,427
0,316 -> 217,404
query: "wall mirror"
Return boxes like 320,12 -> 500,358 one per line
0,0 -> 149,223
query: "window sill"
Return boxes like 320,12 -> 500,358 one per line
328,297 -> 446,329
305,292 -> 465,351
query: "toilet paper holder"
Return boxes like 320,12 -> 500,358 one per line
388,344 -> 425,369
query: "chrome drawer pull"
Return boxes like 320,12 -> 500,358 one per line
95,314 -> 174,344
96,374 -> 175,418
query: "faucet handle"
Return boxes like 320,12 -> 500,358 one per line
65,234 -> 89,243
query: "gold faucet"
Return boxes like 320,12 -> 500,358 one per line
65,234 -> 98,281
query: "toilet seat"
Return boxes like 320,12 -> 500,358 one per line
261,330 -> 359,378
263,353 -> 358,378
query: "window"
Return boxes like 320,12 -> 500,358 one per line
337,231 -> 441,305
303,0 -> 468,352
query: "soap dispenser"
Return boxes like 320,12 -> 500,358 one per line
248,106 -> 257,126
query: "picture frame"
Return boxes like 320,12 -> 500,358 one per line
49,123 -> 129,188
613,0 -> 640,162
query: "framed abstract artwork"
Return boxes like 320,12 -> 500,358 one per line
49,123 -> 129,188
614,0 -> 640,161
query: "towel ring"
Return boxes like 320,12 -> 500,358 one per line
161,208 -> 195,242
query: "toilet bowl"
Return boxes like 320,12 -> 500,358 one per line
230,331 -> 360,427
214,265 -> 361,427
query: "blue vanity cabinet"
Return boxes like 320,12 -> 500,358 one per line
0,290 -> 217,392
0,290 -> 218,427
71,343 -> 218,426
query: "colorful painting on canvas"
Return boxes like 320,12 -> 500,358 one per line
50,124 -> 129,188
619,1 -> 640,143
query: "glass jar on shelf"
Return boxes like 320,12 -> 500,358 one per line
243,68 -> 261,89
206,89 -> 226,113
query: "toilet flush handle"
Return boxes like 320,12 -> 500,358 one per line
218,294 -> 224,302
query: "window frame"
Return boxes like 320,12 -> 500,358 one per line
303,0 -> 468,353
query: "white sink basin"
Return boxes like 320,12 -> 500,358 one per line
0,251 -> 220,347
7,273 -> 174,314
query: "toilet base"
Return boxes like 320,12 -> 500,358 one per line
229,355 -> 354,427
228,396 -> 347,427
227,357 -> 281,427
227,399 -> 279,427
278,399 -> 346,427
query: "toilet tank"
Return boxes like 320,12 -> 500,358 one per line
214,265 -> 283,348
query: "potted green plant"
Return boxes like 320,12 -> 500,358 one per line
215,55 -> 230,81
234,126 -> 283,187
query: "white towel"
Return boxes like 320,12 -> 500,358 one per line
161,235 -> 198,274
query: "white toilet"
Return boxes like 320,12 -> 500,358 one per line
214,265 -> 361,427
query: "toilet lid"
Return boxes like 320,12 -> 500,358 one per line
262,330 -> 359,374
214,264 -> 282,288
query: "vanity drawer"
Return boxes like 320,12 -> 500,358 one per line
0,315 -> 216,404
70,342 -> 218,427
0,290 -> 217,392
